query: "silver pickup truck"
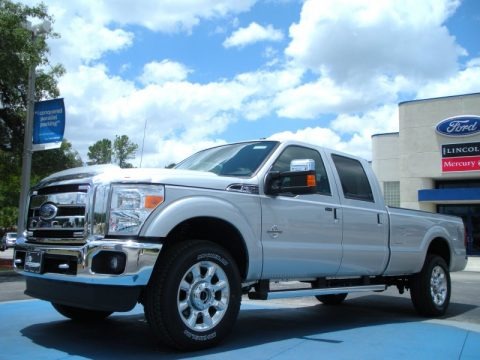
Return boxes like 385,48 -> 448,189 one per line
14,140 -> 467,350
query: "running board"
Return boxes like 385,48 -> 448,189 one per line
248,284 -> 386,300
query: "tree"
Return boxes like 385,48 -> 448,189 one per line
31,140 -> 82,182
113,135 -> 138,168
0,0 -> 64,155
0,0 -> 76,228
87,138 -> 112,165
87,136 -> 138,168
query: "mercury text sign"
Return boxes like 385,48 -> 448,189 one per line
442,156 -> 480,172
33,98 -> 65,151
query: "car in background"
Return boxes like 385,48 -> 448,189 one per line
0,232 -> 17,251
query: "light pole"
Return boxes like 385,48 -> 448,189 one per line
17,20 -> 51,236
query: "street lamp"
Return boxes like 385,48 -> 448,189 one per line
17,20 -> 51,235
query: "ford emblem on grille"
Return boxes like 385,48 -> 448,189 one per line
39,202 -> 58,220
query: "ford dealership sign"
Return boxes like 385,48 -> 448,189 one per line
436,115 -> 480,137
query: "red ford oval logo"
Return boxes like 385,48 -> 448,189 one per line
436,115 -> 480,137
39,202 -> 58,220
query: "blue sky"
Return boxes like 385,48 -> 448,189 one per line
21,0 -> 480,167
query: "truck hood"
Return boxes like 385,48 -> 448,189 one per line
36,165 -> 259,191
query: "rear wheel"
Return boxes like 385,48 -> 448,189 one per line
52,303 -> 113,321
144,240 -> 241,351
410,255 -> 451,316
315,293 -> 348,305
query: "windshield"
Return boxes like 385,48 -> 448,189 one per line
176,141 -> 278,177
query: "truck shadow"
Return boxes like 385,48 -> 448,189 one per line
20,295 -> 477,359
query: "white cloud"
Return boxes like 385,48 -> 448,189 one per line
56,65 -> 258,165
273,74 -> 405,119
139,60 -> 192,85
285,0 -> 464,85
416,58 -> 480,99
274,78 -> 357,119
268,105 -> 399,161
99,0 -> 256,33
30,0 -> 257,68
58,62 -> 309,166
331,104 -> 399,136
268,125 -> 374,161
272,0 -> 469,121
223,22 -> 284,48
19,0 -> 474,169
49,16 -> 134,68
269,127 -> 343,149
138,138 -> 227,168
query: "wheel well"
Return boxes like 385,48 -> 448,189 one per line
162,217 -> 248,280
427,238 -> 451,266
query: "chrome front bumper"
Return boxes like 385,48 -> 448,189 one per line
14,236 -> 162,286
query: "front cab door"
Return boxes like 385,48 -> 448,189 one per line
260,145 -> 343,279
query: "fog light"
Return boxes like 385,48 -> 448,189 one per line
92,251 -> 126,275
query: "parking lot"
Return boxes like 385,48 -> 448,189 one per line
1,251 -> 480,359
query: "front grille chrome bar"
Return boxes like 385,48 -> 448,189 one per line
27,184 -> 90,244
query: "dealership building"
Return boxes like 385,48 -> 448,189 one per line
372,92 -> 480,256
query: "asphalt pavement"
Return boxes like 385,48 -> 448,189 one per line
1,295 -> 479,359
1,249 -> 479,359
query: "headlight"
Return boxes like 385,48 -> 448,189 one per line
108,184 -> 164,236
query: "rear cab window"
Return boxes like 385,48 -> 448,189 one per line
331,154 -> 374,202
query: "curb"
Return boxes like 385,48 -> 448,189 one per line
465,256 -> 480,272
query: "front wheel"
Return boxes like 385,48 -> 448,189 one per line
52,303 -> 113,321
410,255 -> 451,316
144,240 -> 241,351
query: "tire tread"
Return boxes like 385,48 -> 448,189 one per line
410,255 -> 450,317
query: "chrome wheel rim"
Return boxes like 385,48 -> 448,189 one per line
177,261 -> 230,332
430,265 -> 448,306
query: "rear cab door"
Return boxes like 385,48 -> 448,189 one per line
327,150 -> 390,276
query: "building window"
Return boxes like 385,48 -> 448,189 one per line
384,181 -> 400,207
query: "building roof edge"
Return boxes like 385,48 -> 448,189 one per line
371,132 -> 399,138
399,92 -> 480,106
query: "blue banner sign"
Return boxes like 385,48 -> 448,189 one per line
33,98 -> 65,149
436,115 -> 480,137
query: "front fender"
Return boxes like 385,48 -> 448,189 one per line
140,192 -> 263,280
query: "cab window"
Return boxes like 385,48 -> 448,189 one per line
271,146 -> 331,196
332,154 -> 374,202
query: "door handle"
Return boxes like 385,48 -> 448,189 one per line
325,207 -> 338,220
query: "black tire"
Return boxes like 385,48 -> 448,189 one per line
144,240 -> 242,351
410,255 -> 451,317
315,293 -> 348,305
52,303 -> 113,321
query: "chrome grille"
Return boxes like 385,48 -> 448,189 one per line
27,184 -> 90,244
